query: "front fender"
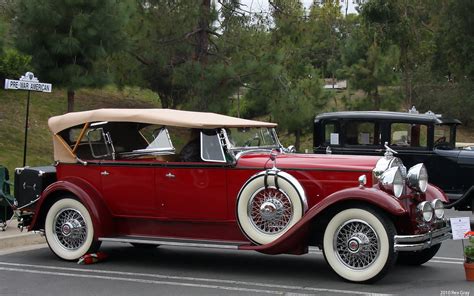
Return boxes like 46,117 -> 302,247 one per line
239,186 -> 407,254
425,183 -> 449,203
29,177 -> 114,238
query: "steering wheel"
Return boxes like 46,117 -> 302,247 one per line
434,136 -> 446,146
244,136 -> 261,147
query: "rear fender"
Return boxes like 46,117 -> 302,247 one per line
29,177 -> 114,238
239,186 -> 407,254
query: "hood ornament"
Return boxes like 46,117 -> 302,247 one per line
269,150 -> 279,170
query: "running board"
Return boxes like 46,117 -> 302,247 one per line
99,236 -> 244,250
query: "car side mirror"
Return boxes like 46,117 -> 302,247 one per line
286,145 -> 296,153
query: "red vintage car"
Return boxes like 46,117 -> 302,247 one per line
13,108 -> 451,283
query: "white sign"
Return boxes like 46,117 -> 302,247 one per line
450,217 -> 472,240
4,72 -> 52,93
330,133 -> 339,145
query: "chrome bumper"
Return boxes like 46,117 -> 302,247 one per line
394,225 -> 452,252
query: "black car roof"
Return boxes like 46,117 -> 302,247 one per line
314,111 -> 461,125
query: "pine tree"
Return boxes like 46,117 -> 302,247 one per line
14,0 -> 133,111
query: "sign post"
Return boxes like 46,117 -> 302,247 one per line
4,72 -> 52,166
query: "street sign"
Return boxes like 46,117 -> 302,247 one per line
4,72 -> 52,93
3,72 -> 53,166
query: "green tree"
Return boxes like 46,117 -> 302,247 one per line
361,0 -> 433,107
0,48 -> 31,80
307,1 -> 344,79
243,0 -> 327,150
411,0 -> 474,125
432,0 -> 474,81
14,0 -> 133,111
118,0 -> 268,113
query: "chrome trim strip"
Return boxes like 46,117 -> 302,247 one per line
394,232 -> 452,251
99,236 -> 241,250
394,225 -> 452,252
394,226 -> 451,244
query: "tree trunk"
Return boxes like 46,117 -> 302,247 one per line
67,90 -> 75,112
195,0 -> 210,63
373,87 -> 381,111
294,129 -> 301,152
401,46 -> 412,107
158,92 -> 170,109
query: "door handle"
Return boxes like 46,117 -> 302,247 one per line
165,172 -> 175,178
101,171 -> 110,176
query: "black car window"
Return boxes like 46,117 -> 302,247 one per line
390,123 -> 428,148
345,121 -> 379,146
434,124 -> 453,147
324,122 -> 341,145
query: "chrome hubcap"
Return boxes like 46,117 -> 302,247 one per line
333,219 -> 380,270
248,187 -> 293,234
53,208 -> 87,250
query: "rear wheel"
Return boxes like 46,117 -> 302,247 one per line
397,244 -> 441,265
322,206 -> 397,283
45,198 -> 100,261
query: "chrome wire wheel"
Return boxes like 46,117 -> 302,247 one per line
53,208 -> 88,250
333,219 -> 380,270
323,207 -> 396,283
237,172 -> 305,245
247,187 -> 293,235
45,198 -> 98,261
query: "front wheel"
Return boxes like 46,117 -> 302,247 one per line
323,206 -> 397,283
45,198 -> 100,261
397,244 -> 441,265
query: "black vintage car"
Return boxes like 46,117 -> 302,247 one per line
313,109 -> 474,211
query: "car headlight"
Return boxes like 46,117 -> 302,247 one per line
374,156 -> 407,179
431,199 -> 445,219
407,163 -> 428,193
417,201 -> 433,222
379,167 -> 404,198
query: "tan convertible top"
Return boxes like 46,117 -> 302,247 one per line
48,108 -> 276,134
49,108 -> 277,163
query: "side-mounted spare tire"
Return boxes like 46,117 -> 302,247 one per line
236,170 -> 308,245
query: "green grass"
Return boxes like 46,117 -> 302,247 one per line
0,86 -> 161,174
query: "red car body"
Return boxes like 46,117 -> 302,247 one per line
14,109 -> 451,283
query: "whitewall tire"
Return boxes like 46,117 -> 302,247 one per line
237,171 -> 306,245
322,207 -> 397,283
45,198 -> 98,261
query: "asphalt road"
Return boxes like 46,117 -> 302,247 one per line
0,210 -> 473,296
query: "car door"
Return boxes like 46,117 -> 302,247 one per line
100,163 -> 157,217
156,128 -> 229,221
156,164 -> 228,220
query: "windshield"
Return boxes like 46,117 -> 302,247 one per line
434,124 -> 455,148
225,127 -> 279,150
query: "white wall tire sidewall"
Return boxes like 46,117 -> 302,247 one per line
45,198 -> 94,261
237,175 -> 303,245
323,208 -> 390,282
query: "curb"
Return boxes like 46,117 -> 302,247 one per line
0,232 -> 46,250
0,219 -> 46,251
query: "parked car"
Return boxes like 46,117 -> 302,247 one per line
313,110 -> 474,211
10,108 -> 451,283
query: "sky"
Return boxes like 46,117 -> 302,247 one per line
237,0 -> 359,15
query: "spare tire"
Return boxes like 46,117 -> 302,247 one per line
236,170 -> 307,245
